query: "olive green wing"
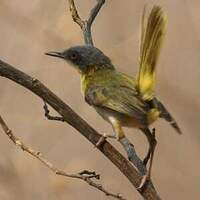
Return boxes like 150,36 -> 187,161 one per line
85,85 -> 149,125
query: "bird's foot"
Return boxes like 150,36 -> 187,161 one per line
95,133 -> 116,147
137,173 -> 150,190
95,135 -> 107,147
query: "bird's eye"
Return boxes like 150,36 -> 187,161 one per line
70,53 -> 77,60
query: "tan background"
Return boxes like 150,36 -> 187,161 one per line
0,0 -> 200,199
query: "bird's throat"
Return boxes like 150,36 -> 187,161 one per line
80,67 -> 115,95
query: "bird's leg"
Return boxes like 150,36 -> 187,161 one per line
119,137 -> 147,175
112,121 -> 146,175
138,128 -> 157,189
95,132 -> 116,147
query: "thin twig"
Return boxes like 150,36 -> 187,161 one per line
68,0 -> 105,45
0,115 -> 126,200
87,0 -> 105,26
43,101 -> 65,122
68,0 -> 84,28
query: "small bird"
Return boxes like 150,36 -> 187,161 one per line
46,6 -> 181,188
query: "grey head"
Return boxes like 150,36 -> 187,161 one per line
45,45 -> 114,73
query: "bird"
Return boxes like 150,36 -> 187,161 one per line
45,5 -> 182,188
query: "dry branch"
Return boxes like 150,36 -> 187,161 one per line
0,115 -> 125,200
0,0 -> 161,199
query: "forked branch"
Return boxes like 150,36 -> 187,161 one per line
68,0 -> 105,45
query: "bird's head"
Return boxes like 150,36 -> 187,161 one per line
45,45 -> 114,73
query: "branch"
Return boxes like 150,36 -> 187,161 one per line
87,0 -> 105,26
0,115 -> 125,200
68,0 -> 105,45
68,0 -> 85,28
0,59 -> 160,200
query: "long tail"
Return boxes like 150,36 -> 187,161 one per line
155,98 -> 182,134
137,5 -> 167,101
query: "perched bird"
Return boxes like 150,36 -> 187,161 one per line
46,6 -> 181,188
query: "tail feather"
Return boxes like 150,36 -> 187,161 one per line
137,5 -> 167,101
155,99 -> 182,134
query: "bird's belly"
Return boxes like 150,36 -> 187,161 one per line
94,106 -> 143,128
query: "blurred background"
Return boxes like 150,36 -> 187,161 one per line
0,0 -> 200,199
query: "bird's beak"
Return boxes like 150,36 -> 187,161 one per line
45,51 -> 64,59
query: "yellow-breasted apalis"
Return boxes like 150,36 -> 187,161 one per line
46,6 -> 182,188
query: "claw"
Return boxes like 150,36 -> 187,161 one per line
137,173 -> 150,190
95,135 -> 107,147
95,133 -> 116,148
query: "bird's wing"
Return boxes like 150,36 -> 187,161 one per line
85,85 -> 149,125
137,5 -> 167,101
